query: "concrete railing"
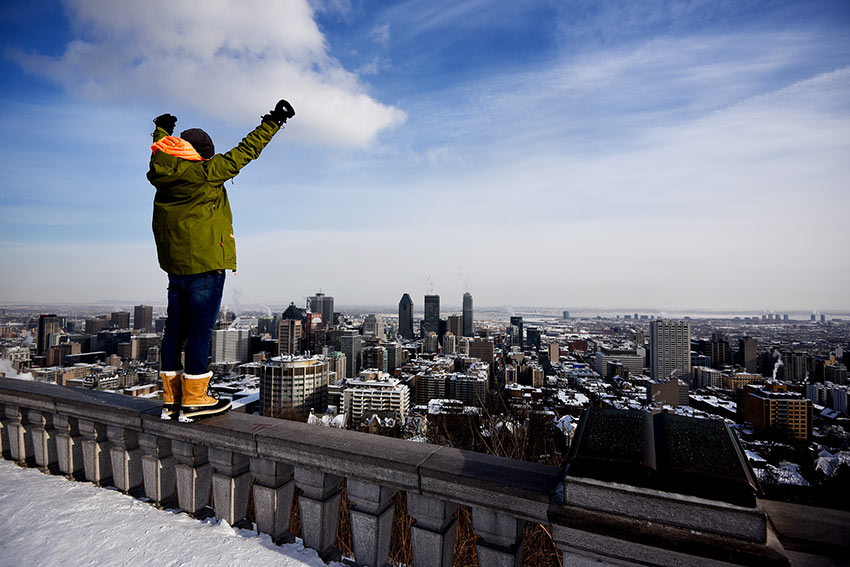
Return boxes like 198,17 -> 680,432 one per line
0,379 -> 789,566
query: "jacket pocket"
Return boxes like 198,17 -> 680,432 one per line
220,229 -> 236,265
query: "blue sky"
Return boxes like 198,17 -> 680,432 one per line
1,0 -> 848,311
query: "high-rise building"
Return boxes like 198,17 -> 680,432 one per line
362,345 -> 388,373
422,332 -> 440,354
85,318 -> 107,336
825,364 -> 847,385
110,312 -> 130,329
134,305 -> 153,331
384,342 -> 403,373
650,319 -> 691,380
340,331 -> 363,378
741,383 -> 812,440
129,334 -> 161,361
212,328 -> 251,363
279,319 -> 303,356
549,342 -> 560,365
509,316 -> 523,348
37,314 -> 60,356
415,372 -> 449,404
526,327 -> 541,350
442,332 -> 457,355
343,372 -> 410,422
447,315 -> 463,338
782,351 -> 809,382
308,292 -> 334,328
303,312 -> 326,354
693,366 -> 723,389
423,295 -> 440,337
462,292 -> 473,337
363,314 -> 385,340
258,356 -> 329,417
738,337 -> 757,373
326,351 -> 347,382
708,332 -> 732,369
468,337 -> 495,379
398,294 -> 414,340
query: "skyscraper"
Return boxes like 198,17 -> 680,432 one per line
509,316 -> 523,348
526,327 -> 541,350
341,330 -> 363,378
423,294 -> 440,336
650,319 -> 691,380
462,292 -> 473,337
308,292 -> 334,328
469,337 -> 495,379
279,319 -> 303,356
363,314 -> 385,340
37,314 -> 60,356
398,293 -> 414,340
739,337 -> 757,373
447,314 -> 463,338
134,305 -> 153,331
110,312 -> 130,329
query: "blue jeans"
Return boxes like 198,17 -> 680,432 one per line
160,271 -> 225,375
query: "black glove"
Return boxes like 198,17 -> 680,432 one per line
262,99 -> 295,126
153,113 -> 177,135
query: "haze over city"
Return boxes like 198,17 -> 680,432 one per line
1,1 -> 848,310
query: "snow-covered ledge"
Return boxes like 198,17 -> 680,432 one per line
0,379 -> 790,566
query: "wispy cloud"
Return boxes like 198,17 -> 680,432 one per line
370,23 -> 391,47
10,0 -> 405,147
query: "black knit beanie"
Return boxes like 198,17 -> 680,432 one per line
180,128 -> 215,159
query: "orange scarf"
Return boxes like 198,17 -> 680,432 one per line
151,136 -> 205,161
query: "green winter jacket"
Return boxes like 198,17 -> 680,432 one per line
147,120 -> 280,275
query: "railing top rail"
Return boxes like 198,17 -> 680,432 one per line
0,378 -> 560,521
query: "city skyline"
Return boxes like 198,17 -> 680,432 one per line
1,2 -> 849,309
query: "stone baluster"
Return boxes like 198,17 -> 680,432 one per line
408,493 -> 457,567
209,448 -> 251,526
139,433 -> 176,505
173,440 -> 211,515
471,507 -> 525,567
294,467 -> 342,560
28,410 -> 58,473
0,403 -> 9,460
250,457 -> 295,543
3,404 -> 33,464
79,419 -> 112,486
347,478 -> 394,567
54,414 -> 84,479
107,425 -> 143,493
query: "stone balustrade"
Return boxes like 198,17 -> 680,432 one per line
0,379 -> 791,566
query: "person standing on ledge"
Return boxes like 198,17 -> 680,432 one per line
147,100 -> 295,421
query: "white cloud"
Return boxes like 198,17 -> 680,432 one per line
370,23 -> 391,46
12,0 -> 405,147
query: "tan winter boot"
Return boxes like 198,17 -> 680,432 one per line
160,370 -> 183,420
179,371 -> 231,422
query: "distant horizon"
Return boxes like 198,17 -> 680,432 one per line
2,300 -> 848,319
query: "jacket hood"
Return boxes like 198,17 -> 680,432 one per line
151,136 -> 205,161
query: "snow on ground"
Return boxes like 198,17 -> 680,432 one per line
0,459 -> 344,567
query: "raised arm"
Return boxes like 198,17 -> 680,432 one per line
205,100 -> 295,184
